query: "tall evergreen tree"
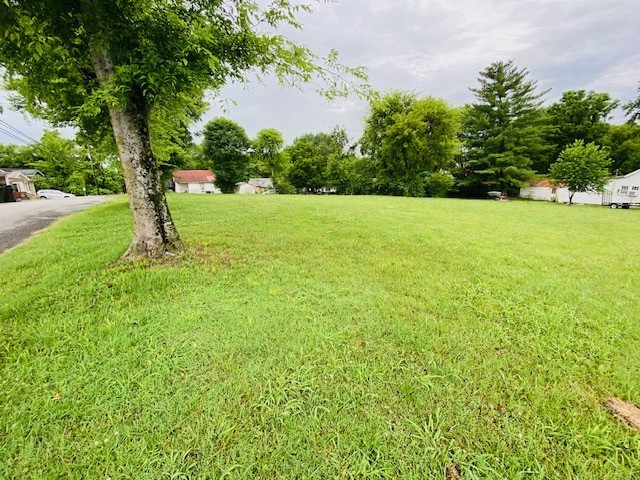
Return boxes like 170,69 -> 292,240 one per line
458,60 -> 550,196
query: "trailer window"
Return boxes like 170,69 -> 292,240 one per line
633,186 -> 639,192
621,186 -> 629,194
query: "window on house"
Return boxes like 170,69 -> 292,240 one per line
633,186 -> 639,191
621,186 -> 629,194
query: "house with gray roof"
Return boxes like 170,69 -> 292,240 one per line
0,168 -> 42,198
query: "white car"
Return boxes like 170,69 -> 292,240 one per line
37,189 -> 76,199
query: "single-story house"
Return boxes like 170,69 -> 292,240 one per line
520,168 -> 640,206
172,170 -> 221,194
248,178 -> 274,194
0,168 -> 42,197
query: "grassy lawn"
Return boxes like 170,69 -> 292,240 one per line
1,194 -> 639,478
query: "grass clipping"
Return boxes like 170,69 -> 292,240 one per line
604,398 -> 640,430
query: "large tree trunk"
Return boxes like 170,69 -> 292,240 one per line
87,44 -> 182,258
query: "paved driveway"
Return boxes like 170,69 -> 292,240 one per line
0,196 -> 112,254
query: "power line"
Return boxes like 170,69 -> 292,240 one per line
0,126 -> 30,145
0,119 -> 39,144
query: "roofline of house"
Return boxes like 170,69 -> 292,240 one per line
622,168 -> 640,178
0,168 -> 43,176
6,172 -> 31,181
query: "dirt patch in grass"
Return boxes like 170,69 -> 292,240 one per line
109,245 -> 244,271
446,464 -> 461,480
604,398 -> 640,430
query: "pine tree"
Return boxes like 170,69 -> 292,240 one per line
458,60 -> 550,196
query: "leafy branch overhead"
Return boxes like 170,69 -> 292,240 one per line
0,0 -> 370,132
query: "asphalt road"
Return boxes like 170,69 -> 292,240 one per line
0,196 -> 112,254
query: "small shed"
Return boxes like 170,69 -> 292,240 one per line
248,178 -> 274,194
235,182 -> 256,194
172,170 -> 221,194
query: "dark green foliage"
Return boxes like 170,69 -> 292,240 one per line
546,90 -> 619,168
361,92 -> 460,197
0,143 -> 31,168
1,131 -> 123,195
272,176 -> 296,195
285,128 -> 348,193
623,83 -> 640,124
288,156 -> 329,193
251,128 -> 285,179
326,155 -> 376,195
202,118 -> 250,193
550,140 -> 611,204
602,123 -> 640,175
151,98 -> 207,180
424,172 -> 455,198
458,61 -> 548,196
0,1 -> 367,132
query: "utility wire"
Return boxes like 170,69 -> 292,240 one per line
0,119 -> 39,144
0,119 -> 106,195
0,126 -> 30,145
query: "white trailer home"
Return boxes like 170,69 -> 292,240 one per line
601,169 -> 640,208
520,168 -> 640,208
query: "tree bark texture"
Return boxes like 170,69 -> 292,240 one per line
87,44 -> 182,258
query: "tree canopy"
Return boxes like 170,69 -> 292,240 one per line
361,92 -> 460,196
286,129 -> 345,193
602,123 -> 640,175
202,117 -> 251,193
251,128 -> 285,181
0,130 -> 124,194
546,90 -> 618,165
0,1 -> 367,132
550,140 -> 611,204
624,83 -> 640,124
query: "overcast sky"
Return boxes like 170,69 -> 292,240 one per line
1,0 -> 639,146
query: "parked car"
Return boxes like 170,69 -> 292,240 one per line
37,189 -> 76,199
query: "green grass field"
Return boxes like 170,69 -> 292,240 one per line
1,195 -> 639,478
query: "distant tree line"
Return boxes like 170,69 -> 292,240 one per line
199,61 -> 639,197
2,60 -> 639,198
